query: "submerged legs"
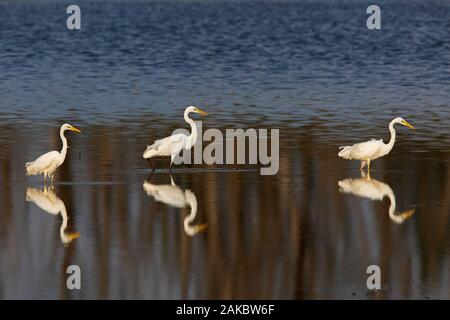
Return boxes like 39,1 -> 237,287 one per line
360,161 -> 367,170
170,154 -> 176,172
146,158 -> 155,172
147,170 -> 155,182
146,155 -> 176,172
360,159 -> 372,180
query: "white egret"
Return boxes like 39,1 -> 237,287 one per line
143,176 -> 208,236
338,117 -> 415,172
25,123 -> 81,183
143,106 -> 208,170
338,176 -> 415,224
26,187 -> 80,244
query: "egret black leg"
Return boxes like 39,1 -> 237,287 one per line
147,158 -> 155,172
147,170 -> 155,181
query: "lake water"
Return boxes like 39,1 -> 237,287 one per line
0,0 -> 449,299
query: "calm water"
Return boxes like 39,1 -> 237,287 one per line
0,0 -> 450,299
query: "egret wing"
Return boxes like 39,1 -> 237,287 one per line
347,139 -> 384,160
26,151 -> 60,175
26,188 -> 61,215
143,182 -> 186,207
145,134 -> 187,157
338,178 -> 385,200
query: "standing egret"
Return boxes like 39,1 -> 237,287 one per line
338,117 -> 415,172
26,187 -> 80,244
143,176 -> 208,236
25,123 -> 81,183
338,176 -> 415,224
143,106 -> 208,170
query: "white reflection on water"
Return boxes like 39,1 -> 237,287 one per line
143,175 -> 208,236
26,187 -> 80,244
338,174 -> 415,224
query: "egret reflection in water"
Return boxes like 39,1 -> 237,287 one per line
26,187 -> 80,244
338,175 -> 415,224
143,175 -> 208,236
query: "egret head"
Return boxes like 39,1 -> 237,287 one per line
393,117 -> 415,130
186,105 -> 208,116
61,123 -> 82,133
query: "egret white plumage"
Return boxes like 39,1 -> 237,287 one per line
26,187 -> 80,244
338,176 -> 415,224
143,176 -> 208,236
143,106 -> 208,170
25,123 -> 81,183
338,117 -> 415,172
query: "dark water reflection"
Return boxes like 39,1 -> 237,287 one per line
0,122 -> 449,299
0,0 -> 449,299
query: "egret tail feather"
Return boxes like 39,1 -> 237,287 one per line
338,146 -> 353,159
25,161 -> 39,176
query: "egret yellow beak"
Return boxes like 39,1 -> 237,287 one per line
69,126 -> 81,133
399,209 -> 415,220
196,108 -> 208,116
195,223 -> 208,233
402,120 -> 415,130
66,232 -> 81,241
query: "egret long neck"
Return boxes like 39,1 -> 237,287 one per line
184,110 -> 197,148
185,194 -> 198,225
387,189 -> 396,221
59,200 -> 77,244
183,192 -> 198,236
60,128 -> 68,158
387,189 -> 409,224
386,121 -> 397,151
59,201 -> 68,241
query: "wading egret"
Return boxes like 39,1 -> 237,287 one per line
25,123 -> 81,183
26,187 -> 80,244
338,117 -> 415,172
143,106 -> 208,170
338,176 -> 415,224
143,176 -> 207,236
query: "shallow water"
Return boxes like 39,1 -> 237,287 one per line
0,0 -> 449,299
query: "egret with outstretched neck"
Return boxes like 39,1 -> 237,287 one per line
143,106 -> 208,170
338,117 -> 415,173
26,187 -> 80,244
25,123 -> 81,183
143,176 -> 208,236
338,176 -> 415,224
